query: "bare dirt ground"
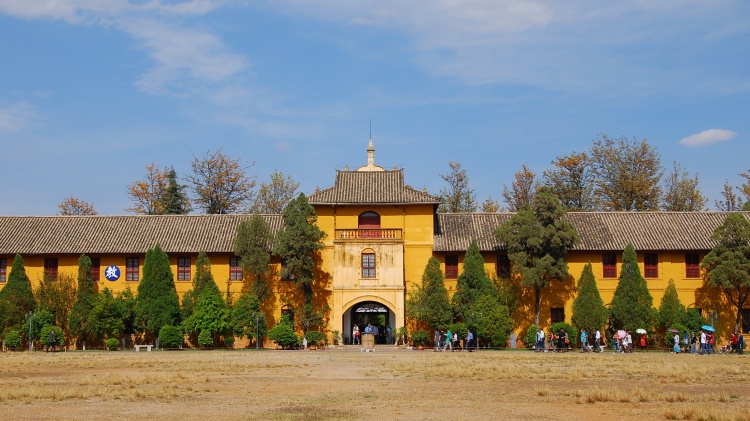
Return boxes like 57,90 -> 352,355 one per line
0,346 -> 749,421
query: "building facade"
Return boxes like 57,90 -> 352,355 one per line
0,142 -> 747,344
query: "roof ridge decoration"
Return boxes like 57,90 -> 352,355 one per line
356,139 -> 385,172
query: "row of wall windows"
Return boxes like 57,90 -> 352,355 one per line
441,253 -> 704,280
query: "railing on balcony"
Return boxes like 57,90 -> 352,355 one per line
335,229 -> 402,240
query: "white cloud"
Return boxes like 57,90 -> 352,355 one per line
121,19 -> 248,94
679,129 -> 737,147
0,101 -> 34,131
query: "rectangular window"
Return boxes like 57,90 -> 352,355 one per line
685,253 -> 700,278
44,258 -> 58,280
644,253 -> 658,278
230,257 -> 243,281
0,258 -> 6,283
178,257 -> 191,281
602,253 -> 617,278
445,255 -> 458,279
551,307 -> 565,324
362,253 -> 376,278
743,308 -> 750,334
91,257 -> 101,282
126,257 -> 140,281
496,254 -> 511,278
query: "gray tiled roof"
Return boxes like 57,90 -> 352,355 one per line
308,170 -> 440,205
433,212 -> 750,252
0,214 -> 282,255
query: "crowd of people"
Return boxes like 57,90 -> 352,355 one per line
533,327 -> 745,355
432,329 -> 475,352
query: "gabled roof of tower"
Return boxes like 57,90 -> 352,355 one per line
308,170 -> 440,205
0,214 -> 282,255
433,211 -> 750,252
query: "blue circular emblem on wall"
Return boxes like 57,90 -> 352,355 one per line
104,265 -> 120,281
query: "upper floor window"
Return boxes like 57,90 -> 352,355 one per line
496,254 -> 511,278
230,257 -> 243,281
362,250 -> 376,278
178,257 -> 191,281
126,257 -> 140,281
644,253 -> 658,278
551,307 -> 565,324
603,253 -> 617,278
0,258 -> 6,283
358,211 -> 381,238
445,255 -> 458,279
685,254 -> 700,278
90,257 -> 101,282
44,258 -> 58,280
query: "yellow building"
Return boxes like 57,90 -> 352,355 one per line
0,142 -> 746,344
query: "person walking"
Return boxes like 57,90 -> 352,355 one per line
594,329 -> 601,352
738,332 -> 744,355
434,329 -> 441,352
451,330 -> 458,352
580,329 -> 588,352
352,325 -> 360,345
466,330 -> 474,351
700,330 -> 707,354
444,330 -> 453,352
47,330 -> 56,352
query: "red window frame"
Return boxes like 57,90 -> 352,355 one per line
496,254 -> 510,278
0,258 -> 6,283
644,253 -> 658,278
445,255 -> 458,279
230,257 -> 243,281
126,257 -> 140,281
358,211 -> 382,238
362,253 -> 376,278
603,253 -> 617,278
178,257 -> 191,281
44,258 -> 58,280
685,253 -> 700,278
90,257 -> 100,282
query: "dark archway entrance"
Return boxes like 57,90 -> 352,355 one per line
347,301 -> 393,345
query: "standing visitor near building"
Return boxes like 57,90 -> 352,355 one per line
700,331 -> 707,354
640,334 -> 646,352
738,332 -> 744,355
466,330 -> 474,351
372,324 -> 379,344
690,332 -> 697,354
580,329 -> 588,352
708,332 -> 716,354
626,331 -> 633,353
353,325 -> 360,345
613,332 -> 620,354
549,330 -> 556,352
538,328 -> 546,352
452,330 -> 458,351
444,330 -> 453,352
683,333 -> 689,353
386,325 -> 392,345
434,330 -> 441,352
672,333 -> 681,354
595,329 -> 601,352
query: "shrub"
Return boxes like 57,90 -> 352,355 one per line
223,335 -> 235,349
523,324 -> 540,348
267,319 -> 298,349
40,325 -> 63,349
198,329 -> 214,348
305,330 -> 325,347
4,330 -> 21,349
159,325 -> 183,349
331,330 -> 341,345
106,337 -> 119,351
550,322 -> 577,347
396,326 -> 409,345
411,329 -> 430,347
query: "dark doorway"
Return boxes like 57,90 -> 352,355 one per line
349,301 -> 391,345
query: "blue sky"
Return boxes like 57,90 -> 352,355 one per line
0,1 -> 748,215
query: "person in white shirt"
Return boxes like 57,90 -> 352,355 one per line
700,331 -> 707,354
595,330 -> 601,352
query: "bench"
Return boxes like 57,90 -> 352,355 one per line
134,345 -> 153,352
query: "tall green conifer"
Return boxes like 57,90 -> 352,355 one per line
0,254 -> 36,333
69,254 -> 97,346
134,244 -> 181,341
233,213 -> 272,303
452,240 -> 493,321
658,279 -> 686,329
571,263 -> 608,333
610,244 -> 657,331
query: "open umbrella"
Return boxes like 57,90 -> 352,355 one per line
667,328 -> 679,333
701,325 -> 716,332
636,329 -> 647,334
617,330 -> 627,338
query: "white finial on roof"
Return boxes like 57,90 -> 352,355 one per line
356,138 -> 385,172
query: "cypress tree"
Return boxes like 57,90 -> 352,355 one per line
181,251 -> 220,321
157,167 -> 191,214
452,240 -> 493,321
69,254 -> 97,346
571,262 -> 608,333
134,244 -> 181,342
0,254 -> 36,332
274,193 -> 325,332
407,257 -> 452,330
658,279 -> 686,329
233,213 -> 272,303
610,244 -> 657,331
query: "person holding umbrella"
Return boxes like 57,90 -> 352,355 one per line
636,328 -> 647,351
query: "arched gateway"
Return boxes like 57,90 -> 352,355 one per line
343,301 -> 396,344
